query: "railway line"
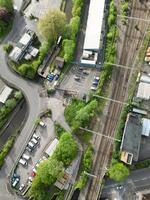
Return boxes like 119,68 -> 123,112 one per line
85,1 -> 150,200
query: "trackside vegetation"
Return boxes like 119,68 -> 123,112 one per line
29,132 -> 78,199
0,90 -> 23,129
0,129 -> 20,169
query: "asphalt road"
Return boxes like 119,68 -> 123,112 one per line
0,12 -> 43,200
102,167 -> 150,199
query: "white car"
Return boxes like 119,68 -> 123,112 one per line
19,184 -> 25,191
28,176 -> 33,182
12,178 -> 19,187
94,76 -> 100,81
90,86 -> 97,91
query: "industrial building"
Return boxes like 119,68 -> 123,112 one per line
136,75 -> 150,100
120,113 -> 142,165
80,0 -> 105,67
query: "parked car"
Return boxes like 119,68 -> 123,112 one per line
47,73 -> 55,82
33,133 -> 40,140
31,137 -> 39,144
90,86 -> 97,91
19,159 -> 27,166
54,74 -> 59,81
12,178 -> 19,187
19,184 -> 25,192
94,76 -> 100,81
28,176 -> 33,182
83,70 -> 89,75
74,76 -> 80,81
92,81 -> 99,86
39,121 -> 46,128
22,154 -> 31,161
27,141 -> 35,149
79,67 -> 84,71
25,146 -> 32,153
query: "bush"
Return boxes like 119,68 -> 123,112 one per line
3,43 -> 13,53
54,123 -> 66,139
47,89 -> 56,96
0,133 -> 17,168
69,16 -> 80,39
63,39 -> 75,62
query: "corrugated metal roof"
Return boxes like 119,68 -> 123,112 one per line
0,86 -> 13,104
45,138 -> 59,157
142,118 -> 150,137
136,82 -> 150,100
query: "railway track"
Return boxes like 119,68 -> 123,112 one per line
85,1 -> 150,200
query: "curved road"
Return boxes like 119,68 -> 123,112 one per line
0,11 -> 43,200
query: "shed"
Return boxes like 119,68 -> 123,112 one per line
0,86 -> 13,104
142,118 -> 150,137
136,82 -> 150,100
45,138 -> 59,157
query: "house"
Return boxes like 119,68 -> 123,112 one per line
9,29 -> 35,62
120,113 -> 142,165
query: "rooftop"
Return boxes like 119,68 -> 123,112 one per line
136,82 -> 150,100
0,86 -> 13,104
45,138 -> 59,157
142,118 -> 150,137
120,113 -> 142,163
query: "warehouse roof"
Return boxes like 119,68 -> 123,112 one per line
0,86 -> 13,104
83,0 -> 105,50
120,113 -> 142,164
142,118 -> 150,137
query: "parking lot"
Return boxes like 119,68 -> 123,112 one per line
14,117 -> 56,192
24,0 -> 62,18
59,66 -> 100,99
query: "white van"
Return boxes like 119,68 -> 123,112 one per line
39,121 -> 46,128
19,159 -> 27,166
22,154 -> 30,161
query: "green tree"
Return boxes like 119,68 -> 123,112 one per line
63,39 -> 75,62
37,158 -> 64,185
0,0 -> 13,12
5,98 -> 17,110
69,16 -> 80,39
38,9 -> 67,43
108,162 -> 129,181
54,133 -> 78,166
14,91 -> 23,101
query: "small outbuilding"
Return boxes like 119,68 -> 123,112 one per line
44,138 -> 59,157
141,118 -> 150,137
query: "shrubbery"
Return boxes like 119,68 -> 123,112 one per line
75,146 -> 93,189
3,43 -> 13,53
30,132 -> 78,199
54,123 -> 66,139
0,90 -> 23,129
0,130 -> 19,169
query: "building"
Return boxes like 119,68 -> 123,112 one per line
9,29 -> 35,62
136,75 -> 150,100
120,113 -> 142,165
44,138 -> 59,157
55,57 -> 64,69
141,118 -> 150,137
80,0 -> 105,67
0,80 -> 12,105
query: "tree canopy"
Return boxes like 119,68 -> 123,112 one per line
108,162 -> 129,182
53,132 -> 78,166
38,9 -> 67,43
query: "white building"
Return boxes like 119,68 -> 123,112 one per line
142,118 -> 150,137
81,0 -> 105,66
0,80 -> 12,104
45,138 -> 59,157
